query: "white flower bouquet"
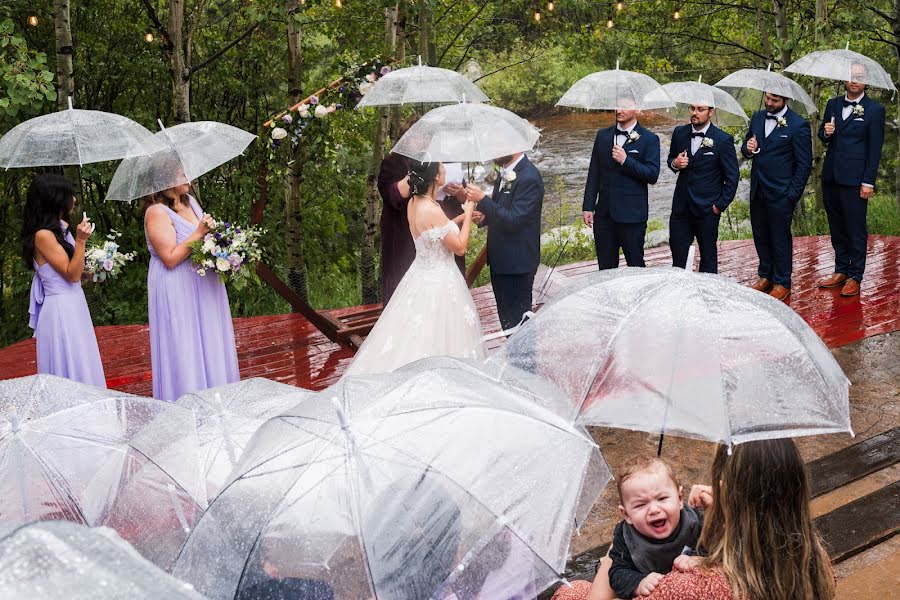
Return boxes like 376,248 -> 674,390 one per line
84,230 -> 136,283
188,219 -> 264,289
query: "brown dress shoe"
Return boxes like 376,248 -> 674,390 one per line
840,278 -> 860,297
749,278 -> 774,292
769,284 -> 791,301
817,273 -> 848,288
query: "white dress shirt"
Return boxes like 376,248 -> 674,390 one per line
690,123 -> 711,155
764,105 -> 788,138
842,92 -> 865,121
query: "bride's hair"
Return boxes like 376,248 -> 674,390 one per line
407,159 -> 441,196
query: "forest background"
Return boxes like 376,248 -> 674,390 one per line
2,0 -> 899,346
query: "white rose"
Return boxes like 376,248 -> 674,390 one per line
271,127 -> 288,140
216,257 -> 231,272
365,72 -> 377,83
314,105 -> 329,118
298,104 -> 310,118
202,239 -> 216,253
358,82 -> 374,96
504,170 -> 517,182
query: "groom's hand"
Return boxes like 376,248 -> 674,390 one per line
464,185 -> 485,203
472,210 -> 485,225
444,182 -> 467,202
582,211 -> 594,226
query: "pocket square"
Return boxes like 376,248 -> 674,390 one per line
854,118 -> 865,121
702,152 -> 715,156
779,135 -> 788,138
627,149 -> 639,154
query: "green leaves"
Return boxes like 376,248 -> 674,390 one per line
0,18 -> 56,118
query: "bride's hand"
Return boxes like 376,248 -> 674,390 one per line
463,199 -> 476,213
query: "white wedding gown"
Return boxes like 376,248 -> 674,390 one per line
345,221 -> 486,375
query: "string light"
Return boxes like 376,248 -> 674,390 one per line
616,2 -> 624,11
27,14 -> 39,26
607,17 -> 614,28
534,10 -> 542,22
547,1 -> 555,11
674,9 -> 681,18
144,30 -> 154,43
335,0 -> 342,7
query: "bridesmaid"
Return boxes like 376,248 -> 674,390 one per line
142,181 -> 240,402
22,174 -> 106,386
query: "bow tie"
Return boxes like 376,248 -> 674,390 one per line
765,114 -> 778,120
616,129 -> 631,136
843,99 -> 859,107
691,131 -> 706,138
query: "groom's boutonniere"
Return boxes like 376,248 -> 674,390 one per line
501,169 -> 517,191
700,137 -> 714,148
776,116 -> 788,128
852,104 -> 865,117
626,131 -> 641,144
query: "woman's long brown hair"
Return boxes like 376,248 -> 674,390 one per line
698,439 -> 835,600
139,188 -> 190,215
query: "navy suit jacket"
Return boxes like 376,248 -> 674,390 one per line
667,123 -> 740,217
583,123 -> 661,223
818,95 -> 885,187
477,155 -> 544,275
740,107 -> 813,203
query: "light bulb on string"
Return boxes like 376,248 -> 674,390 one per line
607,17 -> 614,28
335,0 -> 342,7
616,2 -> 623,11
534,10 -> 541,22
144,30 -> 154,43
27,14 -> 39,26
548,1 -> 554,11
674,9 -> 681,19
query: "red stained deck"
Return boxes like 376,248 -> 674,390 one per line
1,235 -> 898,395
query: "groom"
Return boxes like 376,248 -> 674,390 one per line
461,153 -> 544,331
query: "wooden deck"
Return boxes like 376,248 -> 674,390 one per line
1,235 -> 898,395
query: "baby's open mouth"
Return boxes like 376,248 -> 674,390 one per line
649,518 -> 668,531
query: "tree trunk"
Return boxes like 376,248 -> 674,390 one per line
756,0 -> 773,63
810,0 -> 827,211
167,0 -> 190,123
53,0 -> 80,190
895,0 -> 900,208
283,0 -> 309,301
389,2 -> 406,141
772,0 -> 791,67
417,1 -> 434,65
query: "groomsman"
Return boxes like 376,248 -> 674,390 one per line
741,92 -> 812,301
583,101 -> 660,270
817,64 -> 885,297
667,104 -> 740,273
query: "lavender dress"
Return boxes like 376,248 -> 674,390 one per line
28,226 -> 106,387
146,198 -> 239,401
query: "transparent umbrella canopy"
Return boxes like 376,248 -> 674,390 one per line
647,80 -> 749,126
0,98 -> 164,168
0,521 -> 204,599
556,62 -> 675,111
173,358 -> 611,600
0,375 -> 207,570
176,378 -> 314,502
485,268 -> 852,448
391,102 -> 540,163
715,67 -> 818,114
355,62 -> 490,108
784,48 -> 896,90
106,120 -> 256,201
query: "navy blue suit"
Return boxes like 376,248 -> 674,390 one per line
667,123 -> 740,273
478,155 -> 544,331
741,108 -> 812,288
819,94 -> 885,282
583,123 -> 660,269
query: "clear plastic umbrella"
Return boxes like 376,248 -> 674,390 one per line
173,358 -> 611,600
392,102 -> 540,163
647,79 -> 749,126
715,66 -> 817,114
0,98 -> 164,169
176,378 -> 313,501
485,268 -> 852,448
106,120 -> 256,201
355,61 -> 490,108
556,62 -> 675,111
784,48 -> 896,90
0,521 -> 203,599
0,374 -> 207,570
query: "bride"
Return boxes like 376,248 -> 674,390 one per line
346,159 -> 486,375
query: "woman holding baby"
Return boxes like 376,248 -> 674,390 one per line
555,438 -> 834,600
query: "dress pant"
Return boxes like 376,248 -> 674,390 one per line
670,209 -> 721,274
491,271 -> 536,332
823,183 -> 868,282
593,216 -> 646,270
749,192 -> 794,288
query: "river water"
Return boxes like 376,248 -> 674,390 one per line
526,112 -> 749,231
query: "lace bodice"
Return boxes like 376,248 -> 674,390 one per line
412,221 -> 460,270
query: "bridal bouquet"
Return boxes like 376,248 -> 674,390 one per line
188,219 -> 264,288
84,230 -> 137,283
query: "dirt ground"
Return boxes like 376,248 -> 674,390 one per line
567,332 -> 900,595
